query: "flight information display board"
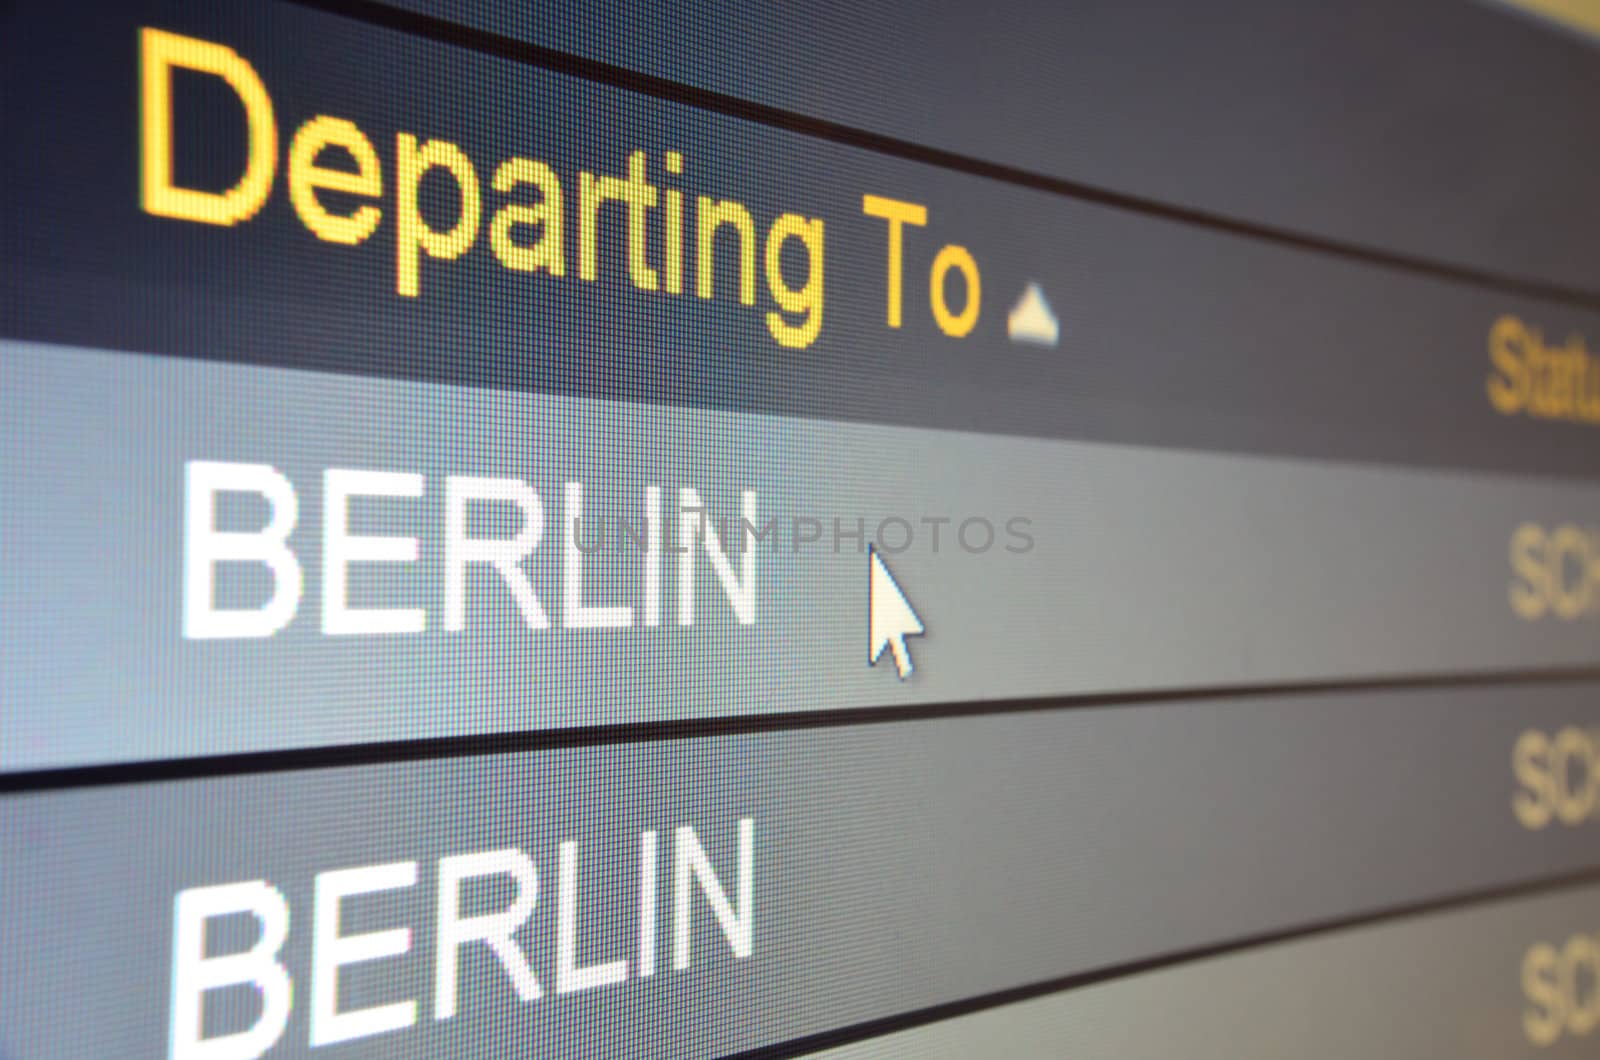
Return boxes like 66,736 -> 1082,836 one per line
3,1 -> 1600,1057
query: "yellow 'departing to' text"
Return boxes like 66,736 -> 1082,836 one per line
137,27 -> 827,349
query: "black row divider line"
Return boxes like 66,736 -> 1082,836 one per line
8,663 -> 1600,793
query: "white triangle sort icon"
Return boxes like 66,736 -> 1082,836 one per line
1007,283 -> 1060,347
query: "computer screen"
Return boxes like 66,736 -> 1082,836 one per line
4,1 -> 1600,1057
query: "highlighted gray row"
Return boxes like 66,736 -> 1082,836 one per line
6,342 -> 1600,770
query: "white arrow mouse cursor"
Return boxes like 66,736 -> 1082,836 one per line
868,546 -> 925,680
